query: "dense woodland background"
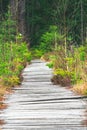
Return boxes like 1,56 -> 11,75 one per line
0,0 -> 87,46
0,0 -> 87,95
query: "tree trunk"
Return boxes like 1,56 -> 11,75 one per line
10,0 -> 26,36
81,0 -> 84,45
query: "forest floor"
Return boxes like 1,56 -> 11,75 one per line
0,59 -> 87,130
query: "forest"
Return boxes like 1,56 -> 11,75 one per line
0,0 -> 87,97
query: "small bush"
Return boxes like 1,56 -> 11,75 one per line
51,75 -> 71,86
32,49 -> 44,58
3,75 -> 20,87
46,62 -> 54,68
0,10 -> 32,90
0,41 -> 32,87
51,69 -> 72,86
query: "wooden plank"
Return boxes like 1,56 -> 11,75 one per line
0,59 -> 87,130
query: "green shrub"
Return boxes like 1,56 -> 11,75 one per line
39,25 -> 61,53
0,10 -> 32,88
51,69 -> 71,86
78,46 -> 87,61
32,49 -> 44,58
24,52 -> 32,62
3,75 -> 20,87
0,41 -> 32,87
46,62 -> 54,68
50,44 -> 87,88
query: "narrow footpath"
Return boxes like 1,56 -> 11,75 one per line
0,60 -> 87,130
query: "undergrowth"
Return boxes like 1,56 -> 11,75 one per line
0,10 -> 32,96
30,25 -> 87,95
0,41 -> 32,89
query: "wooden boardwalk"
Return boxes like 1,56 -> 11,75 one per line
0,60 -> 87,130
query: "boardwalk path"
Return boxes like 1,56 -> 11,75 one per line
0,59 -> 87,130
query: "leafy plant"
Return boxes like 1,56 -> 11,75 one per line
3,76 -> 20,87
49,44 -> 87,89
46,62 -> 54,68
39,25 -> 62,53
0,10 -> 32,88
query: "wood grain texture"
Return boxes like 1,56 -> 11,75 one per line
0,60 -> 87,130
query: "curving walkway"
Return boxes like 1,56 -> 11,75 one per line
0,59 -> 87,130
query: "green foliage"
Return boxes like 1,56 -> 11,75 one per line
78,46 -> 87,61
3,75 -> 20,87
50,43 -> 87,87
25,0 -> 87,46
46,62 -> 54,68
0,41 -> 31,87
47,53 -> 56,68
38,25 -> 64,54
0,10 -> 32,87
54,69 -> 72,77
0,0 -> 87,94
31,48 -> 44,58
39,26 -> 56,52
0,10 -> 16,43
30,26 -> 60,59
25,0 -> 54,46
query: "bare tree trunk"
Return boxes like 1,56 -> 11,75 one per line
10,0 -> 26,36
86,27 -> 87,42
81,0 -> 84,45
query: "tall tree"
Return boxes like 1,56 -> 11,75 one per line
1,0 -> 87,46
10,0 -> 26,36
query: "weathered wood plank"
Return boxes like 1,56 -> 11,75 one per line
0,59 -> 87,130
